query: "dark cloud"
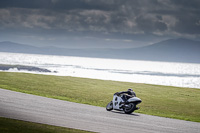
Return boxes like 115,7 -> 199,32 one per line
0,0 -> 114,10
174,14 -> 200,34
171,0 -> 200,9
0,0 -> 51,9
0,0 -> 200,48
135,15 -> 168,33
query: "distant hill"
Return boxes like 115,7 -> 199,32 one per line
0,38 -> 200,63
118,38 -> 200,63
0,41 -> 43,54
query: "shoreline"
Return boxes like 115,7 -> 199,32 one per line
0,65 -> 199,89
0,64 -> 53,73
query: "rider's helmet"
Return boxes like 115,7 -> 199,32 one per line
128,88 -> 133,91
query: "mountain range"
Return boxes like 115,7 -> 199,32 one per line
0,38 -> 200,63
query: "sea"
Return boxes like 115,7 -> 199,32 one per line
0,52 -> 200,89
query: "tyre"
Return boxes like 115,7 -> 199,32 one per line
106,101 -> 113,111
124,103 -> 136,114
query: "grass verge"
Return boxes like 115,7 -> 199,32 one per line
0,72 -> 200,122
0,117 -> 92,133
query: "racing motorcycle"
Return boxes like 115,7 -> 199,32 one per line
106,92 -> 142,114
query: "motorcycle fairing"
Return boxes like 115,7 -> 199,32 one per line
127,97 -> 142,104
112,95 -> 124,110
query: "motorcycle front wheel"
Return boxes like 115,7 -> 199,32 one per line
124,103 -> 136,114
106,101 -> 113,111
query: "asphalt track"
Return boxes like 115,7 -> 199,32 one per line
0,88 -> 199,133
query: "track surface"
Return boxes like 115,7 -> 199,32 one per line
0,88 -> 199,133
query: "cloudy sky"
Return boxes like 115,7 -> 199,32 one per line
0,0 -> 200,48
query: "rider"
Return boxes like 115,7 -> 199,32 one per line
116,88 -> 136,102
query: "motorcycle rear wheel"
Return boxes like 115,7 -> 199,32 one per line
106,101 -> 113,111
124,103 -> 136,114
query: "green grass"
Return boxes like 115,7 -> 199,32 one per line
0,117 -> 92,133
0,71 -> 200,122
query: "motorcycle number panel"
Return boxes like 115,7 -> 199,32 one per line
112,95 -> 123,110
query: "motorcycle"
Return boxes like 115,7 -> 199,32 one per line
106,92 -> 142,114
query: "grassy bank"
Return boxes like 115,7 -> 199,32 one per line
0,72 -> 200,122
0,117 -> 92,133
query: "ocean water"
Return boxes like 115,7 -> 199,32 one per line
0,52 -> 200,89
